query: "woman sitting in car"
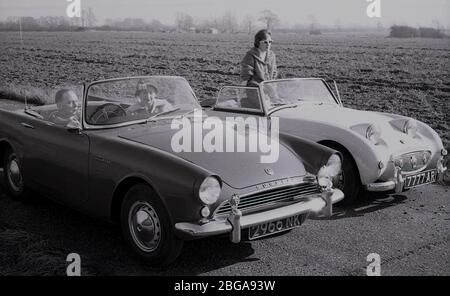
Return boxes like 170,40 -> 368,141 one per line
127,83 -> 173,116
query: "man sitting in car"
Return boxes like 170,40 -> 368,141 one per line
49,89 -> 81,128
127,83 -> 173,116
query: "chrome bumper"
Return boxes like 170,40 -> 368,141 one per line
366,157 -> 447,193
174,189 -> 344,243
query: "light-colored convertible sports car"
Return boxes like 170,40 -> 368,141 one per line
0,76 -> 344,265
205,78 -> 447,204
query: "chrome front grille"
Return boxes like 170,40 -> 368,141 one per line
393,151 -> 431,173
215,182 -> 320,216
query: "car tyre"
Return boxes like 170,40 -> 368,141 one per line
120,183 -> 183,265
334,149 -> 362,205
2,148 -> 29,200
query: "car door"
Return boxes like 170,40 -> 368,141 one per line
20,115 -> 89,208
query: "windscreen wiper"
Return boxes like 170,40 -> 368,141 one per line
267,103 -> 297,115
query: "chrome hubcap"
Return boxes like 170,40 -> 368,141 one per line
7,156 -> 23,192
129,201 -> 161,252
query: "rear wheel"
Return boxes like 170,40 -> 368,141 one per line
2,148 -> 28,200
120,183 -> 183,265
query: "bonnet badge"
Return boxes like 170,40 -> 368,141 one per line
264,168 -> 274,175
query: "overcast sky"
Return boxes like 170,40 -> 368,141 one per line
0,0 -> 449,28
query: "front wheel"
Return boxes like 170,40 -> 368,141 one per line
120,183 -> 183,265
333,149 -> 362,205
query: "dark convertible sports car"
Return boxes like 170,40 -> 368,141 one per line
0,76 -> 343,265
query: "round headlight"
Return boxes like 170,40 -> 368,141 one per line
366,124 -> 382,144
403,119 -> 418,137
199,176 -> 221,205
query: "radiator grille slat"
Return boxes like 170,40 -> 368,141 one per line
215,182 -> 320,216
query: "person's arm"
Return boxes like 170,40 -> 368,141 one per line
49,112 -> 79,128
240,52 -> 254,85
49,112 -> 69,125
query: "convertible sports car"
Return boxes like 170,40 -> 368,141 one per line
0,76 -> 344,265
205,78 -> 447,204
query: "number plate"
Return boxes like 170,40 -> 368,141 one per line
248,214 -> 303,240
404,169 -> 438,189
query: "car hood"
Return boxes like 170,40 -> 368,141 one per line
273,103 -> 394,127
272,102 -> 432,151
117,117 -> 307,189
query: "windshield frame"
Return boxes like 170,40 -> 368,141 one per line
213,85 -> 268,116
260,78 -> 341,113
82,76 -> 200,130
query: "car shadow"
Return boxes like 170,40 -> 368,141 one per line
310,192 -> 408,221
0,175 -> 256,275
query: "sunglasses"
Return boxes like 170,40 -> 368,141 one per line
261,40 -> 273,44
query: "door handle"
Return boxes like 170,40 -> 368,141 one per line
21,123 -> 35,129
93,155 -> 110,164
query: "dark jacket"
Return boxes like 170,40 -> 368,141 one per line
240,47 -> 278,87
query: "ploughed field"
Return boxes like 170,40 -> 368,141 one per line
0,31 -> 448,149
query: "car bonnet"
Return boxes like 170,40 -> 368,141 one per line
117,117 -> 307,189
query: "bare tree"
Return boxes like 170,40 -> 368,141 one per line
307,14 -> 321,34
242,14 -> 254,34
20,16 -> 39,30
258,10 -> 280,30
307,14 -> 317,30
85,7 -> 96,27
175,12 -> 194,32
334,18 -> 342,32
221,11 -> 238,33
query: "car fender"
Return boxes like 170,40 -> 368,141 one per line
278,131 -> 340,174
86,133 -> 217,223
279,117 -> 386,185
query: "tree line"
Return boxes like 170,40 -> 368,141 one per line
389,25 -> 446,38
2,9 -> 442,37
0,9 -> 281,33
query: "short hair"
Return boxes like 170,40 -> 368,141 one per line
135,83 -> 158,97
254,29 -> 272,48
55,89 -> 75,105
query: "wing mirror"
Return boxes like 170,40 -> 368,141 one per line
66,121 -> 82,134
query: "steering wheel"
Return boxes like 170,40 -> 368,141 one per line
89,103 -> 127,124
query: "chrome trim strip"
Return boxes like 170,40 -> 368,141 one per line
365,181 -> 396,192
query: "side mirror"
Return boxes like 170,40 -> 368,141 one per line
67,127 -> 82,134
66,121 -> 82,134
